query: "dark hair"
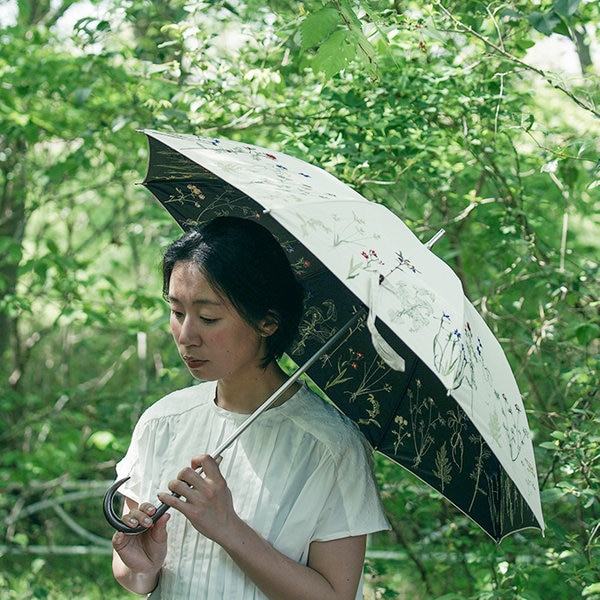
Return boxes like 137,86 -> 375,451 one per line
162,216 -> 304,367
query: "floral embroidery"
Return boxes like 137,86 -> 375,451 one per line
323,345 -> 391,405
293,301 -> 338,356
391,415 -> 410,453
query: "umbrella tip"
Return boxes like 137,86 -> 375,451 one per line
425,229 -> 446,249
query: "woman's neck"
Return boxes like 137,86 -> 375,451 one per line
215,363 -> 300,414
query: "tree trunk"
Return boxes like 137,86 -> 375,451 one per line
0,137 -> 28,375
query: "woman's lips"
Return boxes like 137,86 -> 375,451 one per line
184,357 -> 208,368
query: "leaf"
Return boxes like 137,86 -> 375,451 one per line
527,10 -> 561,36
501,9 -> 525,20
73,87 -> 92,105
96,20 -> 111,32
313,29 -> 358,78
354,30 -> 378,80
87,430 -> 116,451
433,442 -> 452,491
540,487 -> 567,502
583,583 -> 600,597
539,441 -> 559,449
575,323 -> 600,346
337,0 -> 363,30
514,36 -> 535,52
541,159 -> 558,173
11,533 -> 29,548
299,8 -> 340,52
553,0 -> 581,18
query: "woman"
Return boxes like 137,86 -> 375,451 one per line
112,216 -> 389,599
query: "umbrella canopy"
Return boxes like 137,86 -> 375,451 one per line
140,129 -> 544,542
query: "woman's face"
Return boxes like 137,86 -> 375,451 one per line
168,261 -> 270,383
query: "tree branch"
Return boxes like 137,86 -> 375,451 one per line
434,1 -> 600,118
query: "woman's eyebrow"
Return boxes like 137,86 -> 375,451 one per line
167,295 -> 222,306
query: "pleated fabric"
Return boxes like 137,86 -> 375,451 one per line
116,381 -> 389,599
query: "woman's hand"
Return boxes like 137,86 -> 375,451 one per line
112,498 -> 170,594
158,454 -> 241,546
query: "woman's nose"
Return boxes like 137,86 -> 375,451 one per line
177,316 -> 202,346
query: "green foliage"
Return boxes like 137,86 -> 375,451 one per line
0,0 -> 598,598
537,388 -> 600,596
297,1 -> 378,79
0,555 -> 132,599
299,7 -> 340,50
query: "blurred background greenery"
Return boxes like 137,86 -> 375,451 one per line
1,0 -> 598,598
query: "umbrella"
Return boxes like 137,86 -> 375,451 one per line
106,129 -> 544,542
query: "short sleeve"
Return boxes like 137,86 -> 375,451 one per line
114,417 -> 154,504
312,431 -> 389,542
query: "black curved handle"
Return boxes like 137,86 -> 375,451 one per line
103,477 -> 176,535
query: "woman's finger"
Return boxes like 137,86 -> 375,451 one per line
176,466 -> 204,487
190,454 -> 223,480
157,491 -> 191,514
139,502 -> 157,516
112,530 -> 129,551
168,477 -> 199,499
123,508 -> 154,528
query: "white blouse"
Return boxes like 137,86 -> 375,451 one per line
116,381 -> 389,599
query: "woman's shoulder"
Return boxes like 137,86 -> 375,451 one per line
285,385 -> 371,457
139,380 -> 217,424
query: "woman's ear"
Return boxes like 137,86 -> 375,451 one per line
258,311 -> 280,337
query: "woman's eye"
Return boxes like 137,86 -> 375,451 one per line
171,309 -> 184,320
200,316 -> 218,324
